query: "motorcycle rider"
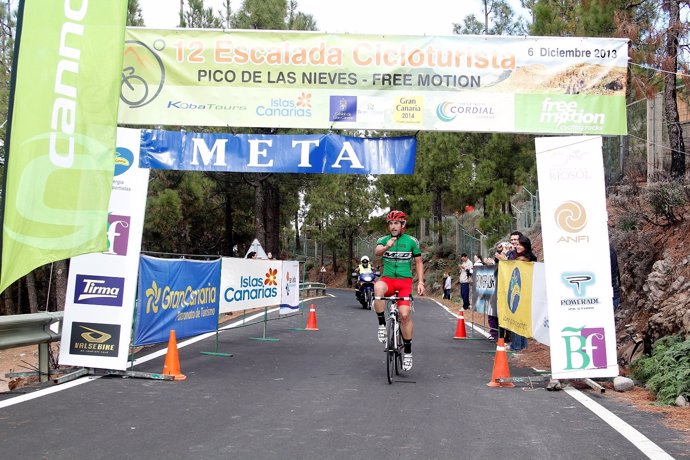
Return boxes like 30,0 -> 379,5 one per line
354,256 -> 373,302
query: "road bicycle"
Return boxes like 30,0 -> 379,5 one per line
375,292 -> 413,384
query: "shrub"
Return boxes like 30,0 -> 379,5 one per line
630,335 -> 690,405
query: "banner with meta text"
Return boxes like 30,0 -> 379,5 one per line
140,129 -> 416,174
134,256 -> 221,346
0,0 -> 127,294
119,29 -> 627,135
59,128 -> 150,370
536,136 -> 618,379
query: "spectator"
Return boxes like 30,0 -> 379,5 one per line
246,251 -> 257,259
507,234 -> 537,352
458,253 -> 473,310
443,271 -> 452,300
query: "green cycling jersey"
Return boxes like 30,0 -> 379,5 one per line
377,233 -> 422,279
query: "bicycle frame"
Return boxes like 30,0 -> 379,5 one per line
375,293 -> 413,384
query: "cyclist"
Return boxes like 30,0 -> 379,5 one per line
353,256 -> 373,302
374,210 -> 425,371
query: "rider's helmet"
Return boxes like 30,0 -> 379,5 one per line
386,210 -> 407,228
360,256 -> 369,266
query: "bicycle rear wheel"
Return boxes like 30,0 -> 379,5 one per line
386,321 -> 395,384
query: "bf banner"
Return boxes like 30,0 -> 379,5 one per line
135,256 -> 221,346
472,265 -> 497,315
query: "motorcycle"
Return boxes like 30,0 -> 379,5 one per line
353,271 -> 378,309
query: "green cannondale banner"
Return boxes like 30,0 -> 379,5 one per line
119,29 -> 628,135
0,0 -> 127,293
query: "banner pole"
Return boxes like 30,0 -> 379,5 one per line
249,306 -> 279,342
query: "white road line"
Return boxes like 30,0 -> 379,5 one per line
434,300 -> 674,459
433,299 -> 491,338
564,387 -> 674,459
0,304 -> 301,407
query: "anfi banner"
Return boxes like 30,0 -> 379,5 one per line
536,136 -> 618,379
0,0 -> 127,293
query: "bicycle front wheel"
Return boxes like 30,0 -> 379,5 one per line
386,321 -> 396,384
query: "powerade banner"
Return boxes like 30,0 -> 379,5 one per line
536,136 -> 618,379
495,261 -> 550,346
0,0 -> 127,294
134,256 -> 221,346
220,258 -> 298,314
140,129 -> 416,175
119,29 -> 628,135
60,129 -> 150,370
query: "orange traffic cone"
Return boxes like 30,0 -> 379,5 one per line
305,304 -> 319,331
162,330 -> 186,381
487,338 -> 514,387
453,310 -> 467,339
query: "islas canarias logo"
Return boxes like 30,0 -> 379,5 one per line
225,269 -> 279,302
265,268 -> 278,286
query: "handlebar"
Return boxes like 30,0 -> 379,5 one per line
374,296 -> 413,301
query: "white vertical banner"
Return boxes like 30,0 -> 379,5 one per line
280,260 -> 300,315
536,136 -> 618,379
59,128 -> 150,370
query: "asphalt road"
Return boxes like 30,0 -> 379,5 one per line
0,289 -> 687,459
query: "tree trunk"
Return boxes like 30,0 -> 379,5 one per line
663,0 -> 686,179
224,178 -> 235,256
294,211 -> 301,251
53,259 -> 68,311
266,180 -> 280,256
433,189 -> 443,245
26,271 -> 39,313
254,178 -> 267,248
3,283 -> 16,315
347,231 -> 354,287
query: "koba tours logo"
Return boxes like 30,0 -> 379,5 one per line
561,325 -> 607,370
554,200 -> 589,244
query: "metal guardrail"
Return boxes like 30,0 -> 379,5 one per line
0,311 -> 63,383
300,282 -> 326,297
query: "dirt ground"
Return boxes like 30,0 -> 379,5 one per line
2,304 -> 688,434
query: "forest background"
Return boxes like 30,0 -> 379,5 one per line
0,0 -> 688,367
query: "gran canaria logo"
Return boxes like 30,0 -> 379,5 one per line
554,201 -> 587,233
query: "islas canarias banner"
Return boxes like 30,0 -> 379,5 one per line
119,29 -> 628,135
0,0 -> 127,293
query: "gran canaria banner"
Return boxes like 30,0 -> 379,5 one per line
0,0 -> 127,293
135,256 -> 221,346
119,29 -> 628,135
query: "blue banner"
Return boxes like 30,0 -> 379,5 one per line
473,265 -> 498,316
134,256 -> 221,346
139,129 -> 416,174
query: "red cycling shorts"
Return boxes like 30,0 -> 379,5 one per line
380,277 -> 413,307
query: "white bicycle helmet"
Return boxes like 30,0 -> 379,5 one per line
361,256 -> 370,263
